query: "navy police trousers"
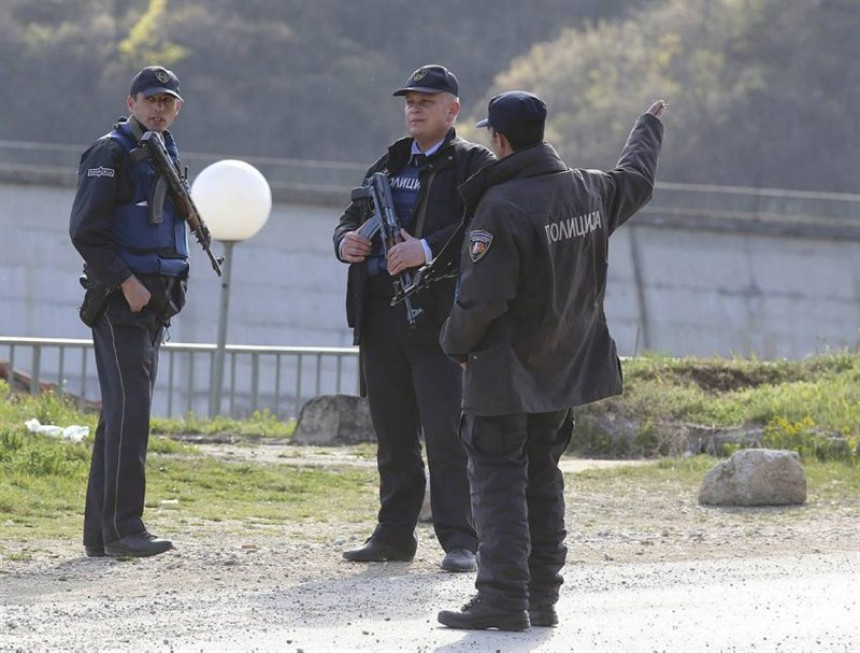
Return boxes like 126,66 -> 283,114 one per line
83,294 -> 164,548
460,409 -> 574,611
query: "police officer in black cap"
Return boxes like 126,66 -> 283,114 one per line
334,65 -> 494,572
438,92 -> 666,629
70,65 -> 189,557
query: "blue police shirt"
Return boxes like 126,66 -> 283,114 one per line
365,140 -> 440,276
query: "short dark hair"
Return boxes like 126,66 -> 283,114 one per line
498,123 -> 544,151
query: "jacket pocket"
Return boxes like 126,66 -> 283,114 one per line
463,346 -> 514,414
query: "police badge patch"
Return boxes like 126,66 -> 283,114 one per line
469,230 -> 493,263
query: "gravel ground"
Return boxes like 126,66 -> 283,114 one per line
1,444 -> 858,652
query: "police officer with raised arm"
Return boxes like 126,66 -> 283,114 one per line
438,92 -> 666,629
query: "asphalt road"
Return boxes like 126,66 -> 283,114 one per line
168,550 -> 858,652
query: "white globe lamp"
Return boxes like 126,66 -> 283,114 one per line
191,159 -> 271,242
191,159 -> 272,416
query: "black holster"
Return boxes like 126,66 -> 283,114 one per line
78,275 -> 112,327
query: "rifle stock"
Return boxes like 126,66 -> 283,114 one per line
356,215 -> 382,241
139,131 -> 223,277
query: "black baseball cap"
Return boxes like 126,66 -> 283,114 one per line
393,65 -> 459,97
129,66 -> 183,101
476,91 -> 547,134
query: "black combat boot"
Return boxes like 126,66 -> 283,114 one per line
528,603 -> 559,627
437,595 -> 529,631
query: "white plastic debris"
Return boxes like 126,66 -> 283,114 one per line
24,419 -> 90,442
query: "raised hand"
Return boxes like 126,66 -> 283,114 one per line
647,99 -> 667,120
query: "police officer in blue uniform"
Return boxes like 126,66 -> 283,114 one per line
438,92 -> 666,629
334,65 -> 494,572
70,66 -> 189,558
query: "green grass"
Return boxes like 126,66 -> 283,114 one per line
147,456 -> 375,524
0,428 -> 377,541
575,352 -> 859,459
0,380 -> 99,434
1,353 -> 858,550
151,409 -> 296,439
619,352 -> 859,430
0,379 -> 372,542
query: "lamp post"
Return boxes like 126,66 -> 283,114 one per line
191,159 -> 271,417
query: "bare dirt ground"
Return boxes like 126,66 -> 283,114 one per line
1,442 -> 858,652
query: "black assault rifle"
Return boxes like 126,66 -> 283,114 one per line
139,131 -> 223,276
351,172 -> 423,327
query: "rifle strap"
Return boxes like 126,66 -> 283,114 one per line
413,170 -> 436,239
149,175 -> 168,224
126,117 -> 150,163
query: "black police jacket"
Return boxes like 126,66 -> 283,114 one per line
441,113 -> 664,415
333,127 -> 494,346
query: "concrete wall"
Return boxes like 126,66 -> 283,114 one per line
0,183 -> 351,347
1,182 -> 858,358
612,223 -> 860,358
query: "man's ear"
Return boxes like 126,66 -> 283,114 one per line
449,98 -> 461,121
494,131 -> 513,158
126,95 -> 135,112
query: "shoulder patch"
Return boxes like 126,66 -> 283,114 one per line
86,166 -> 115,178
469,230 -> 493,263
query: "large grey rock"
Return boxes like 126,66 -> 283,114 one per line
293,394 -> 375,445
699,449 -> 806,506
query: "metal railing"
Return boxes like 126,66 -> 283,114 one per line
0,337 -> 360,420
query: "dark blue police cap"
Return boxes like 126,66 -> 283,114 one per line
393,65 -> 459,97
130,66 -> 183,101
476,91 -> 547,135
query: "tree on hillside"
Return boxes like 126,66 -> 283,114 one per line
163,0 -> 636,160
474,0 -> 859,193
2,0 -> 854,192
0,0 -> 122,142
0,0 -> 634,159
117,0 -> 187,68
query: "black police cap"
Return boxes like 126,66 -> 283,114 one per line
129,66 -> 183,101
393,65 -> 459,97
476,91 -> 547,135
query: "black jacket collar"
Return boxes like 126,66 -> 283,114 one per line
460,142 -> 568,214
